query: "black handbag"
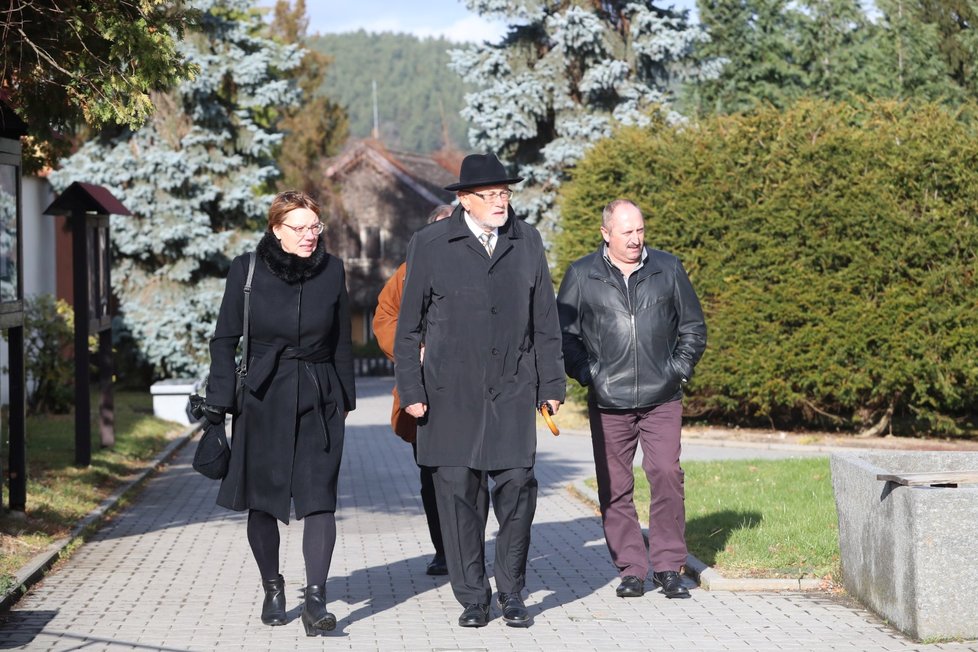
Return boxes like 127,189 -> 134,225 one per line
192,421 -> 230,480
191,251 -> 256,480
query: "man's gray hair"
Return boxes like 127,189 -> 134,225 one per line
602,199 -> 641,228
427,204 -> 453,224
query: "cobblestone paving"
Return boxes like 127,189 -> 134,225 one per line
1,377 -> 975,651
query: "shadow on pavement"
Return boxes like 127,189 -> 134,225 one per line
316,514 -> 611,630
0,610 -> 54,648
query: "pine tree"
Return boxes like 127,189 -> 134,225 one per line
450,0 -> 713,232
870,0 -> 962,101
912,0 -> 978,97
796,0 -> 879,101
269,0 -> 348,194
48,0 -> 302,378
688,0 -> 807,115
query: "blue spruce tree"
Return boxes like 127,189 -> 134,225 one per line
50,0 -> 301,378
451,0 -> 716,232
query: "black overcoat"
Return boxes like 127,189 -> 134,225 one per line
207,237 -> 355,523
394,205 -> 565,470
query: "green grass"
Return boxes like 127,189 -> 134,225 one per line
0,391 -> 183,593
587,457 -> 839,580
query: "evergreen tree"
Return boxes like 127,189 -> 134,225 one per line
269,0 -> 348,194
796,0 -> 879,100
1,0 -> 198,172
913,0 -> 978,97
450,0 -> 713,231
49,0 -> 301,378
870,0 -> 962,101
688,0 -> 807,115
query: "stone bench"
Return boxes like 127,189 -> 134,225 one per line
830,451 -> 978,641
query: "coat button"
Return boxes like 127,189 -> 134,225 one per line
491,348 -> 499,356
488,387 -> 496,395
491,306 -> 498,314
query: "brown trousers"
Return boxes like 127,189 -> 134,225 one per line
588,399 -> 686,578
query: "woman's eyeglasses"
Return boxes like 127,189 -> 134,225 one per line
281,222 -> 325,236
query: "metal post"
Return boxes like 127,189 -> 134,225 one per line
7,324 -> 26,511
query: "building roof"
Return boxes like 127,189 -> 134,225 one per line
324,139 -> 459,205
44,182 -> 131,216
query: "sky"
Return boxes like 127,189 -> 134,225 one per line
259,1 -> 698,43
263,0 -> 507,43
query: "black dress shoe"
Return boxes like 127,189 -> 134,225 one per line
301,584 -> 337,636
260,574 -> 287,626
426,553 -> 448,576
497,592 -> 531,627
615,575 -> 645,597
458,603 -> 489,627
652,570 -> 691,598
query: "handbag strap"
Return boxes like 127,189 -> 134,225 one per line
239,251 -> 257,376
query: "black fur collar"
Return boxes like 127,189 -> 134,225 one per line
257,231 -> 328,284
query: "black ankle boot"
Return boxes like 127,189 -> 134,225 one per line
260,575 -> 287,626
301,584 -> 336,636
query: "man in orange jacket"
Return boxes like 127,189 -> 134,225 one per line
373,204 -> 453,575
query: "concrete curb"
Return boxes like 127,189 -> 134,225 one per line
0,421 -> 201,613
569,478 -> 823,592
560,426 -> 851,456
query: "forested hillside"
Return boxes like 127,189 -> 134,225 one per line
310,31 -> 472,153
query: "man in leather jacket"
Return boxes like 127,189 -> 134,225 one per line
557,198 -> 707,600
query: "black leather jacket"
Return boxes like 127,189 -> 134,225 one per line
557,245 -> 707,410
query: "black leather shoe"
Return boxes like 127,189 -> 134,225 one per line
260,574 -> 287,626
458,603 -> 489,627
652,570 -> 691,598
497,592 -> 530,627
301,585 -> 337,636
615,575 -> 645,598
426,553 -> 448,576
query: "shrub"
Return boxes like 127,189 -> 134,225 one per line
557,99 -> 978,435
21,295 -> 76,415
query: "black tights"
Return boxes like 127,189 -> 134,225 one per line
247,509 -> 337,586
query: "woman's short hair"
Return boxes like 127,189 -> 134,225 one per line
427,204 -> 453,224
268,190 -> 320,231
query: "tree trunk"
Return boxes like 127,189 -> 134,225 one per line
856,401 -> 895,438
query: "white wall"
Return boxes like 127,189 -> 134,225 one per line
22,177 -> 58,298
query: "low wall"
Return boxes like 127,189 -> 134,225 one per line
830,451 -> 978,641
149,379 -> 199,426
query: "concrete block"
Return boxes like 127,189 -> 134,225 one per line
149,379 -> 199,426
830,450 -> 978,641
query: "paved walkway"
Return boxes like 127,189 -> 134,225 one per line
2,377 -> 976,651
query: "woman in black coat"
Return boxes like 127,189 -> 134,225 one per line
204,190 -> 355,636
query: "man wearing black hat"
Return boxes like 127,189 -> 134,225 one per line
394,153 -> 566,628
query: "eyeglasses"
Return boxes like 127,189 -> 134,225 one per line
468,190 -> 512,203
281,222 -> 325,236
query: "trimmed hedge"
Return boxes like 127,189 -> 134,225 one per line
556,100 -> 978,435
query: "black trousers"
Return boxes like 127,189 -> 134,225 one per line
431,465 -> 538,606
413,442 -> 444,557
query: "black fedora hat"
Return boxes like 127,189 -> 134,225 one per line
444,152 -> 523,191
